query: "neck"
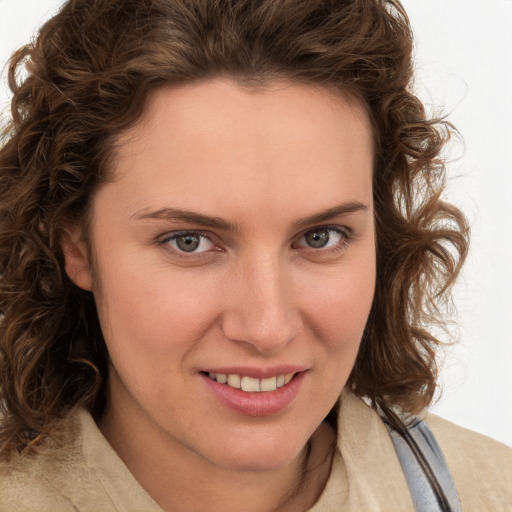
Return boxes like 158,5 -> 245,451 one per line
98,404 -> 335,512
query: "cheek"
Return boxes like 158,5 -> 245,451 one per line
301,257 -> 376,348
301,261 -> 375,402
94,261 -> 222,364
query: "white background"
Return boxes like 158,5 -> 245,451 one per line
1,0 -> 511,446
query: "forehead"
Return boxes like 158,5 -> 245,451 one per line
100,79 -> 374,227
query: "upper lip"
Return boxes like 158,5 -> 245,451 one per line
200,365 -> 307,379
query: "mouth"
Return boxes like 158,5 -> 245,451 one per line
201,369 -> 305,416
203,372 -> 296,392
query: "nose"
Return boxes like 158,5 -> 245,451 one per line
221,254 -> 303,355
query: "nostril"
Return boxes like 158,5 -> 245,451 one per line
221,313 -> 303,354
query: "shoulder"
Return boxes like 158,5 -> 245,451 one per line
0,454 -> 78,512
0,410 -> 161,512
424,412 -> 512,510
0,413 -> 85,511
0,410 -> 118,512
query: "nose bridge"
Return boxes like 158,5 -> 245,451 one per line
222,251 -> 302,353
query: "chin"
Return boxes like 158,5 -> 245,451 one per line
203,430 -> 309,473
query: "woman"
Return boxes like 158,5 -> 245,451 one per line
0,0 -> 510,510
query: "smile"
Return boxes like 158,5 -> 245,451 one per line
207,372 -> 295,392
202,370 -> 305,416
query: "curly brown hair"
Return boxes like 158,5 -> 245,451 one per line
0,0 -> 468,460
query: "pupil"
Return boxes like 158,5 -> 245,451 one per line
306,230 -> 329,248
177,234 -> 200,252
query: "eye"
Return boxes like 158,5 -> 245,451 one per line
161,232 -> 215,253
297,227 -> 347,250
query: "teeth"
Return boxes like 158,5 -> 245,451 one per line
227,374 -> 241,389
216,373 -> 227,384
260,376 -> 277,392
208,372 -> 296,392
241,376 -> 260,392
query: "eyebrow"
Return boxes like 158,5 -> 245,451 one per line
132,201 -> 368,231
292,201 -> 368,230
133,207 -> 237,231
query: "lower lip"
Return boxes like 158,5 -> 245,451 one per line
201,372 -> 305,417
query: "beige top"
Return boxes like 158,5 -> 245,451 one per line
1,392 -> 511,511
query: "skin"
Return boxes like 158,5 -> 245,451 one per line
62,79 -> 376,511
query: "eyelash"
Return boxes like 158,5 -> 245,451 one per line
158,226 -> 353,259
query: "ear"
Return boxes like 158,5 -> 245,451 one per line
60,226 -> 93,291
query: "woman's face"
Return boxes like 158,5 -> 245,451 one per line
65,79 -> 376,472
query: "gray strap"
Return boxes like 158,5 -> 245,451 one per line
385,419 -> 462,512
